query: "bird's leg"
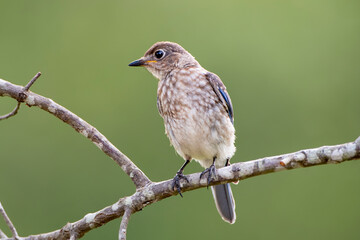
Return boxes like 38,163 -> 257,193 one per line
172,159 -> 190,197
200,157 -> 217,189
225,158 -> 239,184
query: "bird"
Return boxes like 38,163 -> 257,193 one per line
128,41 -> 236,224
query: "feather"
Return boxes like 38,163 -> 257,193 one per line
205,72 -> 234,124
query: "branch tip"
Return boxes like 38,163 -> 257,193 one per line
24,72 -> 42,91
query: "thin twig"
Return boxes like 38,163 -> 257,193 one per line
0,102 -> 21,120
0,229 -> 8,239
119,208 -> 132,240
24,72 -> 41,91
0,202 -> 19,239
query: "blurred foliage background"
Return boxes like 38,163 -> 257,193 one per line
0,0 -> 359,239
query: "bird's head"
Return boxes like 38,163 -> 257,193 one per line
128,41 -> 200,80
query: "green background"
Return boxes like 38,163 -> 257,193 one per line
1,1 -> 359,239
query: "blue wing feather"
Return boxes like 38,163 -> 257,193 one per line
205,72 -> 234,125
218,87 -> 234,124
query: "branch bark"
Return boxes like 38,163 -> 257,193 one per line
1,76 -> 359,240
0,230 -> 7,239
0,202 -> 19,239
119,208 -> 132,240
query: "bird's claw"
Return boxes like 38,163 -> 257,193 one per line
200,164 -> 216,189
172,172 -> 189,197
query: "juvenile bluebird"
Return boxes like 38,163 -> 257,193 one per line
129,41 -> 236,224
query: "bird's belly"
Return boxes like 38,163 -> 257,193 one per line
164,111 -> 235,168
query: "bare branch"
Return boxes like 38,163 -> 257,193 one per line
0,78 -> 151,189
0,202 -> 19,239
1,137 -> 358,240
1,77 -> 359,240
119,208 -> 132,240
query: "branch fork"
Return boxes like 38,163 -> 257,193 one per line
0,72 -> 41,120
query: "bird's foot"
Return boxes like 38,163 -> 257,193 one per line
200,164 -> 216,189
171,171 -> 189,197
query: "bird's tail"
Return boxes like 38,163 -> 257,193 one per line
211,183 -> 236,224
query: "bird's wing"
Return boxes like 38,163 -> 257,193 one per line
205,72 -> 234,124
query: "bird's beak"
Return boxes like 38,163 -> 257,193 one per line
128,58 -> 145,67
129,58 -> 158,67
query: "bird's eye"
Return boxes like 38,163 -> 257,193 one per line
154,50 -> 165,59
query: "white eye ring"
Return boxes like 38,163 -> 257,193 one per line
154,49 -> 165,59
